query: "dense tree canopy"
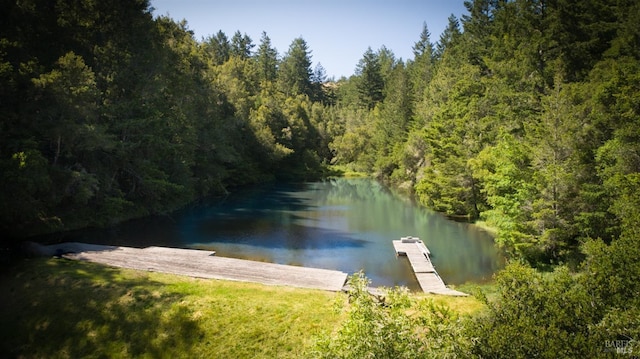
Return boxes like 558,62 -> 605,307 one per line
0,0 -> 333,238
330,0 -> 640,266
3,0 -> 636,265
320,2 -> 640,355
2,0 -> 639,357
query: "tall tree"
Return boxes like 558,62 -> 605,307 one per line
412,22 -> 434,60
311,62 -> 328,103
546,0 -> 618,81
413,51 -> 486,219
410,22 -> 435,103
230,30 -> 254,59
206,30 -> 230,65
31,52 -> 100,167
527,79 -> 584,260
373,61 -> 411,177
255,31 -> 278,83
312,62 -> 327,84
376,45 -> 397,85
355,47 -> 384,109
277,37 -> 313,98
435,15 -> 462,59
462,0 -> 498,71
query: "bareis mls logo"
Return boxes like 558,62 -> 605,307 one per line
604,338 -> 636,355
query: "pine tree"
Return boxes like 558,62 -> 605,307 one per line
410,22 -> 435,105
206,30 -> 230,65
373,61 -> 411,177
255,31 -> 278,83
310,62 -> 328,103
435,15 -> 462,59
230,30 -> 254,59
355,47 -> 384,109
277,37 -> 313,98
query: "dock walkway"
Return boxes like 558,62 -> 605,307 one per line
44,242 -> 348,292
393,237 -> 467,296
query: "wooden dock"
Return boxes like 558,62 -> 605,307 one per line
44,242 -> 348,292
393,237 -> 467,296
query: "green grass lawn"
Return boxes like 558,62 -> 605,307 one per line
0,258 -> 487,358
0,258 -> 342,358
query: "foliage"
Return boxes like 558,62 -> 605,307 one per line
470,134 -> 537,257
320,4 -> 640,356
255,31 -> 278,83
469,263 -> 599,358
470,236 -> 640,358
0,0 -> 336,238
278,37 -> 314,98
355,47 -> 384,110
312,272 -> 470,358
329,0 -> 640,265
3,0 -> 640,357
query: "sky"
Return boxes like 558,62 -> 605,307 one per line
150,1 -> 469,80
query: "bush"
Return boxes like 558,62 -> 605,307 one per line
311,272 -> 468,358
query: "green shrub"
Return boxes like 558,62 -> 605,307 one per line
311,272 -> 469,358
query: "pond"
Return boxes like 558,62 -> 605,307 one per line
45,178 -> 504,289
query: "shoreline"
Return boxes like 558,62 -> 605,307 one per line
32,242 -> 349,292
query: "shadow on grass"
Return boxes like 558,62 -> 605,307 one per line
0,258 -> 204,358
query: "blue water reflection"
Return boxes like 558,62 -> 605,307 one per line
180,178 -> 503,288
43,178 -> 503,289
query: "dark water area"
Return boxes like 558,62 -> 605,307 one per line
40,178 -> 504,289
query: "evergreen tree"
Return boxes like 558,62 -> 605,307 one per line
230,30 -> 254,59
312,62 -> 327,84
462,0 -> 498,71
435,15 -> 461,59
527,78 -> 584,260
410,22 -> 435,106
278,37 -> 313,98
412,40 -> 486,219
412,22 -> 434,60
255,31 -> 278,83
546,0 -> 618,81
311,62 -> 328,103
355,47 -> 384,109
206,30 -> 230,65
373,61 -> 411,177
214,55 -> 259,120
376,45 -> 397,85
31,52 -> 100,167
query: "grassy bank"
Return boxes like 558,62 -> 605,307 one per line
471,221 -> 499,236
0,258 -> 487,358
0,258 -> 341,358
326,164 -> 369,178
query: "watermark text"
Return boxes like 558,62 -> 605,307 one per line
604,339 -> 636,355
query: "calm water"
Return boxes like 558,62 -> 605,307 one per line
45,178 -> 503,289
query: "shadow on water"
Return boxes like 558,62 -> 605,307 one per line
196,218 -> 368,250
35,178 -> 504,289
190,185 -> 367,250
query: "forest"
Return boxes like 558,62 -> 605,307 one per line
2,0 -> 336,238
1,0 -> 639,356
